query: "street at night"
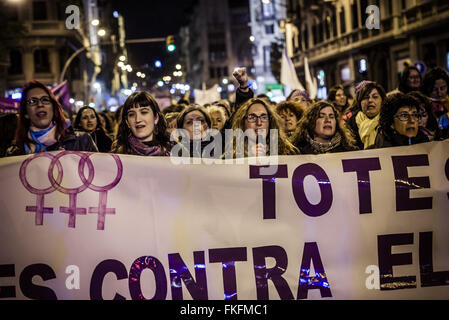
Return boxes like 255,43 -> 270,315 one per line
0,0 -> 449,311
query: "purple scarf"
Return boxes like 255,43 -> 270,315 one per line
128,135 -> 168,156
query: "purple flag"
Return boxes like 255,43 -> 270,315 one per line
52,80 -> 71,109
0,97 -> 20,113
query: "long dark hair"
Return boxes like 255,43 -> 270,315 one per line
15,80 -> 67,150
421,67 -> 449,97
351,81 -> 387,114
115,91 -> 168,153
73,106 -> 102,132
293,100 -> 356,149
398,66 -> 422,94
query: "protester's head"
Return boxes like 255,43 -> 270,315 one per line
212,100 -> 231,120
422,67 -> 449,100
353,81 -> 386,118
379,92 -> 420,139
275,101 -> 303,134
407,91 -> 439,131
165,112 -> 179,136
176,104 -> 211,140
327,85 -> 348,109
295,101 -> 342,143
399,65 -> 422,93
15,80 -> 67,147
117,91 -> 167,149
231,98 -> 297,156
286,89 -> 311,111
74,106 -> 101,133
208,106 -> 227,131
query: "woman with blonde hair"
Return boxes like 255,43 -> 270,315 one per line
228,98 -> 298,158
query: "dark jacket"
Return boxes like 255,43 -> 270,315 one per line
89,128 -> 112,153
367,130 -> 429,149
344,110 -> 364,150
294,136 -> 358,155
7,127 -> 98,156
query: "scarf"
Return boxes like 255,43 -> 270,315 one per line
128,135 -> 166,156
25,124 -> 58,154
306,131 -> 342,153
355,112 -> 379,149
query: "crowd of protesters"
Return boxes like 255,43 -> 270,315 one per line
1,63 -> 448,159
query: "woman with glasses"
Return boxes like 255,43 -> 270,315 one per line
111,91 -> 172,156
368,92 -> 429,149
7,80 -> 98,156
292,101 -> 357,154
228,98 -> 298,158
345,81 -> 387,150
408,91 -> 443,141
73,106 -> 112,153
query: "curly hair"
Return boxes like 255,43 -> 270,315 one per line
231,98 -> 298,156
421,67 -> 449,97
327,85 -> 344,102
407,91 -> 439,131
293,100 -> 356,148
114,91 -> 168,153
378,92 -> 420,137
275,101 -> 303,120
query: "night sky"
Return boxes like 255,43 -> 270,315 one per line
111,0 -> 196,83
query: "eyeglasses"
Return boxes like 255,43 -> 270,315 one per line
394,112 -> 421,122
26,96 -> 52,106
246,113 -> 269,123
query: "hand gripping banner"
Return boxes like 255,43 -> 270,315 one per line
0,141 -> 448,300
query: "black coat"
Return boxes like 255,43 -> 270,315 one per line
367,130 -> 429,149
7,127 -> 98,156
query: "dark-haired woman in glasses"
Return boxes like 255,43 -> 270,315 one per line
368,92 -> 429,149
7,81 -> 98,156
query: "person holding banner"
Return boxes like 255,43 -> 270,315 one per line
6,81 -> 98,156
292,101 -> 357,154
368,92 -> 429,149
73,106 -> 112,153
229,98 -> 298,157
345,81 -> 387,150
111,91 -> 172,156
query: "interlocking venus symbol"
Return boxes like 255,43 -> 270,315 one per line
19,151 -> 123,230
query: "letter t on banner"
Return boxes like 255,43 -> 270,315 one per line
342,158 -> 381,214
250,165 -> 288,220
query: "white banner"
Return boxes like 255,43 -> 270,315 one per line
0,141 -> 449,300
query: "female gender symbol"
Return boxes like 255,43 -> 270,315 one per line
48,151 -> 94,228
19,153 -> 63,225
79,154 -> 123,230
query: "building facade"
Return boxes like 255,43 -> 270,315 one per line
248,0 -> 287,95
183,0 -> 253,99
2,0 -> 127,111
285,0 -> 449,97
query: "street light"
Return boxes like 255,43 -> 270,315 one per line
91,19 -> 100,26
119,55 -> 126,62
97,29 -> 106,37
176,64 -> 182,70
